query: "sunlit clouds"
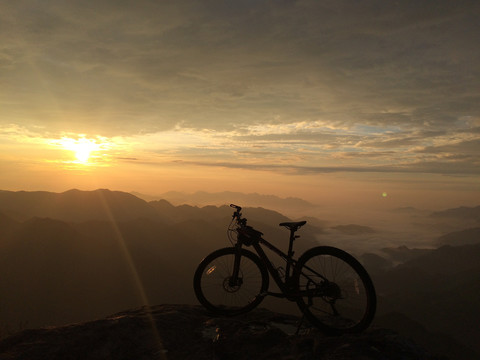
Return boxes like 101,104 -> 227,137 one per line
1,117 -> 479,178
126,121 -> 480,176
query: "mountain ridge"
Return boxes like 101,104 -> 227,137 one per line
0,189 -> 158,222
134,190 -> 316,213
431,206 -> 480,222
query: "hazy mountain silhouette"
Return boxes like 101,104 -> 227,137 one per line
0,212 -> 19,240
369,243 -> 480,358
361,252 -> 393,272
379,245 -> 432,264
374,312 -> 478,360
436,227 -> 480,246
391,206 -> 421,213
141,190 -> 316,213
331,224 -> 376,235
0,189 -> 159,222
430,205 -> 480,222
0,214 -> 205,327
148,200 -> 231,223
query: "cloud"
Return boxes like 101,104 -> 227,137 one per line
169,157 -> 480,176
1,1 -> 478,132
420,138 -> 480,156
0,0 -> 479,180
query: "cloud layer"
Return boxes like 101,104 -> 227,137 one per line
1,0 -> 479,177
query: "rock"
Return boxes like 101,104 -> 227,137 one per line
0,305 -> 443,360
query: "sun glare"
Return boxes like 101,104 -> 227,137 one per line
58,136 -> 102,164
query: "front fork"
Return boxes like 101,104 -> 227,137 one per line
229,243 -> 243,287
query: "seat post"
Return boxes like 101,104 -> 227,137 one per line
278,221 -> 306,279
288,228 -> 296,254
285,228 -> 297,279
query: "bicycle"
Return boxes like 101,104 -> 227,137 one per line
193,204 -> 376,334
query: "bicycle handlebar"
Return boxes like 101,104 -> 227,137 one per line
230,204 -> 246,225
230,204 -> 242,211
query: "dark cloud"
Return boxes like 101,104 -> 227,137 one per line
171,157 -> 480,176
420,139 -> 480,155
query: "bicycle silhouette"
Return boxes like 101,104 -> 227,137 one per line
194,204 -> 376,334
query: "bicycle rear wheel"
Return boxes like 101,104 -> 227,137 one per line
193,247 -> 269,315
294,246 -> 376,334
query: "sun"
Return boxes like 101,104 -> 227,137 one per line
73,138 -> 99,163
58,136 -> 101,164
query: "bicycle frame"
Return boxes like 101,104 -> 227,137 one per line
228,204 -> 330,300
235,231 -> 329,300
252,238 -> 295,296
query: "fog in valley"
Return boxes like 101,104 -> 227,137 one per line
153,190 -> 478,256
0,189 -> 479,359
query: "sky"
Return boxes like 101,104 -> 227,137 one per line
0,0 -> 479,209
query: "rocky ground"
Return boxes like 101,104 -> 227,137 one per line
0,304 -> 444,360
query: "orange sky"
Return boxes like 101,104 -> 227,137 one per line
0,1 -> 479,210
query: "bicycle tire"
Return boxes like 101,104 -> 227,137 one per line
193,247 -> 269,315
293,246 -> 376,334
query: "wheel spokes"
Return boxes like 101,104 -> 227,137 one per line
298,254 -> 370,330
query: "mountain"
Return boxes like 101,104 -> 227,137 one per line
0,189 -> 160,222
331,224 -> 376,235
0,215 -> 216,328
0,189 -> 302,226
374,312 -> 477,360
379,245 -> 432,264
436,227 -> 480,246
371,243 -> 480,358
140,190 -> 316,213
0,305 -> 442,360
430,206 -> 480,222
0,212 -> 19,240
148,200 -> 232,223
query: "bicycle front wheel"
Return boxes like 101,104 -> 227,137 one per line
294,246 -> 376,334
193,247 -> 269,316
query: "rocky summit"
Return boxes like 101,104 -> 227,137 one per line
0,305 -> 442,360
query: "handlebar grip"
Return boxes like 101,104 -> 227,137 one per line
230,204 -> 242,211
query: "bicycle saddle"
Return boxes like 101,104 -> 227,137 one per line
279,221 -> 307,231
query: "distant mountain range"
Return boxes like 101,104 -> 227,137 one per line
0,189 -> 158,222
431,205 -> 480,222
369,243 -> 480,359
331,224 -> 376,235
437,227 -> 480,246
0,189 -> 298,224
132,190 -> 316,212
